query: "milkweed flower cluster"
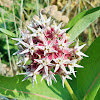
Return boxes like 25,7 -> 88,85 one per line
12,13 -> 88,87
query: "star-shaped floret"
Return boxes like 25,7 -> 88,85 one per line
34,58 -> 54,76
15,45 -> 29,65
12,29 -> 31,45
68,59 -> 83,77
28,21 -> 37,29
21,72 -> 37,87
58,38 -> 72,50
52,21 -> 69,37
41,71 -> 57,86
17,55 -> 29,65
19,29 -> 31,39
37,39 -> 57,55
61,74 -> 72,87
33,13 -> 51,27
27,25 -> 37,33
27,26 -> 45,40
53,55 -> 71,74
15,36 -> 36,55
74,39 -> 88,58
13,45 -> 24,55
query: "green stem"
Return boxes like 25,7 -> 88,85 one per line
65,79 -> 77,100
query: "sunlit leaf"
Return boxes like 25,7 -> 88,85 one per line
0,28 -> 15,37
0,75 -> 72,100
66,6 -> 100,42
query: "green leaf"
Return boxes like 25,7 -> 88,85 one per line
0,75 -> 72,100
64,10 -> 87,29
67,6 -> 100,42
65,7 -> 100,29
69,36 -> 100,100
0,28 -> 15,37
94,88 -> 100,100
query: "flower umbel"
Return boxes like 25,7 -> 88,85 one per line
13,13 -> 88,87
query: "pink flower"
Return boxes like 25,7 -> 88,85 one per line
13,13 -> 88,87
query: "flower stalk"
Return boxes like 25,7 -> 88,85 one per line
65,79 -> 77,100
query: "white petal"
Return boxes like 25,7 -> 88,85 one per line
61,65 -> 68,74
12,38 -> 21,41
27,72 -> 34,76
54,64 -> 59,73
15,42 -> 20,45
62,28 -> 70,32
33,75 -> 37,84
22,76 -> 29,81
68,65 -> 73,71
62,75 -> 65,88
18,45 -> 23,49
19,28 -> 24,37
22,65 -> 28,69
40,13 -> 45,22
36,46 -> 45,50
74,64 -> 83,68
77,52 -> 88,57
61,74 -> 72,88
44,50 -> 48,56
43,38 -> 48,46
78,44 -> 86,50
60,28 -> 70,34
46,17 -> 51,25
31,33 -> 37,37
49,78 -> 52,85
32,77 -> 34,87
49,72 -> 57,82
24,57 -> 29,65
20,49 -> 29,54
32,75 -> 37,87
52,76 -> 57,83
68,65 -> 76,77
29,36 -> 33,45
30,49 -> 34,55
33,18 -> 41,25
46,77 -> 50,86
19,41 -> 29,47
13,50 -> 21,55
27,25 -> 36,33
34,65 -> 43,73
75,39 -> 79,49
49,48 -> 57,53
41,74 -> 47,82
73,71 -> 76,77
44,66 -> 48,76
63,59 -> 71,64
16,59 -> 23,64
34,59 -> 43,63
65,75 -> 72,80
58,22 -> 63,28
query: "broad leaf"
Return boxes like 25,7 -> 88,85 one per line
67,6 -> 100,42
0,75 -> 72,100
69,36 -> 100,100
0,28 -> 15,37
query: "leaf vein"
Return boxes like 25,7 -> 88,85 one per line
83,73 -> 100,100
0,86 -> 58,100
